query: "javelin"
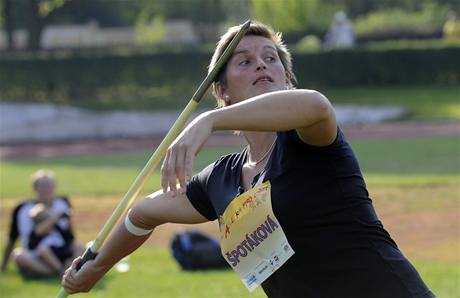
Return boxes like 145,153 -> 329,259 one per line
57,20 -> 251,298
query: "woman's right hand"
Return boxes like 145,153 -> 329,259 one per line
161,112 -> 214,195
61,257 -> 106,294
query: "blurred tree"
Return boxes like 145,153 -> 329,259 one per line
295,34 -> 321,52
250,0 -> 316,33
51,0 -> 141,27
250,0 -> 342,42
221,0 -> 250,24
1,0 -> 14,50
4,0 -> 457,51
339,0 -> 459,18
2,0 -> 69,51
353,1 -> 454,41
156,0 -> 226,42
26,0 -> 65,51
443,8 -> 460,41
26,0 -> 68,50
135,1 -> 165,45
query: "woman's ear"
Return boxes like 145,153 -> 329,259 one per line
216,82 -> 231,105
223,94 -> 231,106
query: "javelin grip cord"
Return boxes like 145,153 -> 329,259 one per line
56,20 -> 251,298
76,247 -> 98,271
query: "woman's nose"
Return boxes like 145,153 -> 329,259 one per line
256,58 -> 267,71
256,65 -> 266,71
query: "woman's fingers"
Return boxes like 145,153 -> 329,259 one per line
160,116 -> 212,194
176,144 -> 188,189
62,257 -> 81,293
162,141 -> 194,195
69,256 -> 80,272
62,257 -> 100,293
184,148 -> 194,186
167,147 -> 177,194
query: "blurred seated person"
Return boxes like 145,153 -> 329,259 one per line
323,11 -> 355,50
27,202 -> 74,276
1,169 -> 84,278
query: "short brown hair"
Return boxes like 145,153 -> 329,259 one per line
209,21 -> 297,107
31,169 -> 55,188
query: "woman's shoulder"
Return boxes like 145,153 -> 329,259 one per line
213,149 -> 246,170
14,200 -> 37,220
278,127 -> 345,149
14,199 -> 36,213
52,196 -> 72,209
194,149 -> 246,184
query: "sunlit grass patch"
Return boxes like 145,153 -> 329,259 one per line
0,247 -> 456,298
365,174 -> 459,186
412,259 -> 460,298
0,248 -> 266,298
0,136 -> 458,297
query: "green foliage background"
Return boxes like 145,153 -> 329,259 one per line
1,47 -> 459,113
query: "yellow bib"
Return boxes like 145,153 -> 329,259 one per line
218,181 -> 295,291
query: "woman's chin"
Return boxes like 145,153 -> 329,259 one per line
252,85 -> 283,96
236,86 -> 285,101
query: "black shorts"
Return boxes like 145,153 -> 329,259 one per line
50,245 -> 73,263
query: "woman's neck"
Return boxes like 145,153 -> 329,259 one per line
243,131 -> 277,165
38,196 -> 53,207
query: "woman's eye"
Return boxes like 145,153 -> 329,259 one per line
239,59 -> 250,66
265,56 -> 275,62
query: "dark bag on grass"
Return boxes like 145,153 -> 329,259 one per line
170,231 -> 229,271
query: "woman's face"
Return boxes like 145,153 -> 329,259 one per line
34,177 -> 55,200
220,35 -> 288,104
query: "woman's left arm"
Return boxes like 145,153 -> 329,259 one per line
161,89 -> 336,193
209,89 -> 337,145
34,211 -> 65,236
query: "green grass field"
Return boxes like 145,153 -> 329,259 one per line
0,250 -> 457,298
1,136 -> 458,198
0,136 -> 459,297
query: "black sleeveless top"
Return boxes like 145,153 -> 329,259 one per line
186,129 -> 434,298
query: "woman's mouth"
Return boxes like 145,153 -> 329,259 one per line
253,75 -> 273,85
